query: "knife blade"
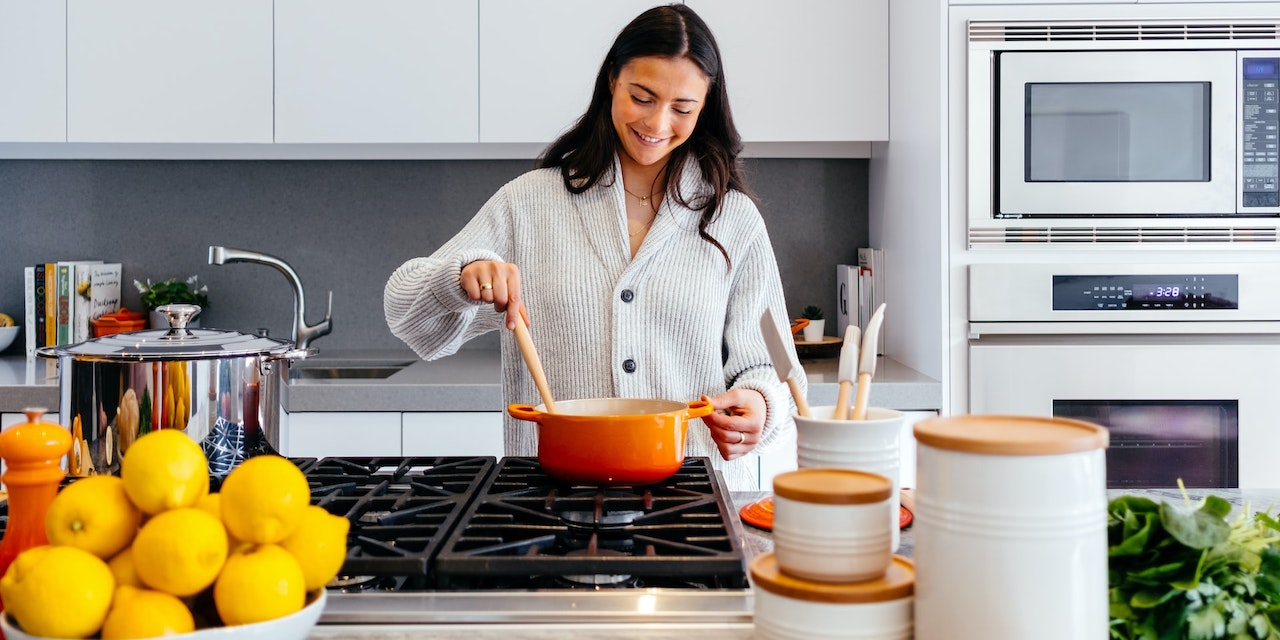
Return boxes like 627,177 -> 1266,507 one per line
851,302 -> 886,420
760,308 -> 811,418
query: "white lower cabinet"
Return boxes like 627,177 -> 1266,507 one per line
283,411 -> 401,459
284,411 -> 505,459
402,412 -> 504,458
755,409 -> 935,491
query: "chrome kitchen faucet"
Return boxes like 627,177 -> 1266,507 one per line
208,246 -> 333,349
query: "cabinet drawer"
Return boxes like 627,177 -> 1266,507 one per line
402,412 -> 503,458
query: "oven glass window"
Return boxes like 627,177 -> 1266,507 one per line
1053,400 -> 1238,489
1025,82 -> 1211,183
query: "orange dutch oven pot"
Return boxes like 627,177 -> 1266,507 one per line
507,397 -> 715,486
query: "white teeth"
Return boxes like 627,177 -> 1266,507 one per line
637,132 -> 662,144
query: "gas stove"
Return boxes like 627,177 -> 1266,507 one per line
305,455 -> 754,626
0,455 -> 755,627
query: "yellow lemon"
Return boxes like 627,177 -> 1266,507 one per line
195,492 -> 245,552
0,545 -> 114,638
45,475 -> 142,559
120,429 -> 209,515
279,505 -> 350,591
213,544 -> 306,626
219,456 -> 310,544
0,313 -> 13,327
130,507 -> 228,597
107,546 -> 144,589
100,585 -> 195,640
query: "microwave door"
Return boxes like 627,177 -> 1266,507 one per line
997,50 -> 1237,217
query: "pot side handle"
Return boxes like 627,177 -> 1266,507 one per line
507,404 -> 543,423
685,398 -> 715,419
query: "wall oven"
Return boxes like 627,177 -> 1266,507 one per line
967,17 -> 1280,245
967,263 -> 1280,489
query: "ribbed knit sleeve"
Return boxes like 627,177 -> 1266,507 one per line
383,189 -> 510,360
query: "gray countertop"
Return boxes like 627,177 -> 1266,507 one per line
0,349 -> 942,414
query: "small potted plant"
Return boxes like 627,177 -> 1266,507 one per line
800,305 -> 825,342
134,275 -> 209,329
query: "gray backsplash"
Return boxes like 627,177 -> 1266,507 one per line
0,158 -> 867,354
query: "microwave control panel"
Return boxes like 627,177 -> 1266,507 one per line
1052,274 -> 1239,311
1241,55 -> 1280,209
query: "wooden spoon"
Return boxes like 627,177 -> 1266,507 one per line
512,309 -> 557,413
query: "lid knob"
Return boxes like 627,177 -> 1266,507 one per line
156,304 -> 201,336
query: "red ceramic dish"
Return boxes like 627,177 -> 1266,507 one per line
739,496 -> 913,531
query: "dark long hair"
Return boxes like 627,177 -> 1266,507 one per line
536,3 -> 748,266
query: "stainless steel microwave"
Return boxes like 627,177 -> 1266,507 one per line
967,19 -> 1280,245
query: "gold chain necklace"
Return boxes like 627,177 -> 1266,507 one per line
623,186 -> 656,209
628,211 -> 657,237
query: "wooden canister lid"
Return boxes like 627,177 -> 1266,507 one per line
913,415 -> 1109,456
750,552 -> 914,603
772,468 -> 893,505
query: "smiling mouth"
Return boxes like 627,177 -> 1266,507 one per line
633,129 -> 665,145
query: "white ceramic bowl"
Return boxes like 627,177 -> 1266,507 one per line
0,589 -> 325,640
0,326 -> 19,353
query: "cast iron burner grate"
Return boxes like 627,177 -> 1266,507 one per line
304,456 -> 496,576
432,457 -> 748,590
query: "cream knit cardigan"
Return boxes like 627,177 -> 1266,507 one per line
384,156 -> 803,490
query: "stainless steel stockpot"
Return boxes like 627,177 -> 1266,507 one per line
36,305 -> 310,476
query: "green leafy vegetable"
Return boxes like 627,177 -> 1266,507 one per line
1109,493 -> 1280,640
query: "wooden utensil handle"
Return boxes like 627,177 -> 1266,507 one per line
513,319 -> 557,413
787,378 -> 811,418
833,380 -> 853,420
851,372 -> 872,420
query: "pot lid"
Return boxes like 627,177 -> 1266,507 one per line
37,304 -> 301,362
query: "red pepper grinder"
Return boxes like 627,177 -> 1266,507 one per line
0,407 -> 73,621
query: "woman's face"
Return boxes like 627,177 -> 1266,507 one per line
610,55 -> 710,170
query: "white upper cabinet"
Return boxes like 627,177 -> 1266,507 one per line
66,0 -> 272,143
0,1 -> 65,142
275,0 -> 480,144
686,0 -> 888,142
478,0 -> 659,144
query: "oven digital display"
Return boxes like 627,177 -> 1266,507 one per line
1131,284 -> 1182,302
1051,274 -> 1239,310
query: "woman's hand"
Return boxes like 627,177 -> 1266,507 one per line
700,389 -> 767,461
461,260 -> 526,330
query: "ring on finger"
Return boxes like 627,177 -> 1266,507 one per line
734,431 -> 745,445
480,282 -> 493,291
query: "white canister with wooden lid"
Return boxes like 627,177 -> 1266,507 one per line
751,552 -> 914,640
772,468 -> 894,583
912,415 -> 1109,640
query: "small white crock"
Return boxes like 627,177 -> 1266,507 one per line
911,414 -> 1109,640
751,552 -> 914,640
794,406 -> 904,551
772,468 -> 894,583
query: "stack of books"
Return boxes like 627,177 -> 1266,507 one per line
22,261 -> 123,357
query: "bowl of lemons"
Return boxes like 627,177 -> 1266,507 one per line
0,312 -> 18,353
0,429 -> 346,640
0,591 -> 325,640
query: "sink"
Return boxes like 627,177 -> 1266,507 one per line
289,362 -> 413,380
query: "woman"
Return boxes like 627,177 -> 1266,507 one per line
384,4 -> 803,490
